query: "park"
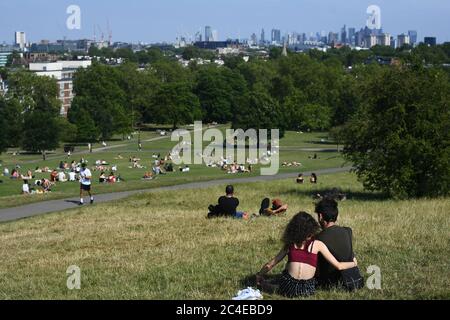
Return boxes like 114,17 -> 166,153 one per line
0,41 -> 449,300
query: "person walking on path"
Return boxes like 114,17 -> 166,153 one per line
79,163 -> 94,205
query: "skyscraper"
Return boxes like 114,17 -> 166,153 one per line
205,26 -> 212,42
260,29 -> 265,45
250,33 -> 258,46
341,25 -> 347,44
424,37 -> 437,46
377,33 -> 391,46
348,28 -> 356,46
271,29 -> 281,44
408,30 -> 418,46
397,34 -> 410,48
15,31 -> 26,49
211,30 -> 219,42
364,34 -> 377,48
328,32 -> 339,46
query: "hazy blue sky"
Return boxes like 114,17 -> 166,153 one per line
1,0 -> 449,43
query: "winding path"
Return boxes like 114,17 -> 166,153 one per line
0,166 -> 352,223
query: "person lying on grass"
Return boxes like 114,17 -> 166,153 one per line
256,212 -> 357,298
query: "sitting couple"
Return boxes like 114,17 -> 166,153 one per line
256,198 -> 362,297
207,185 -> 289,219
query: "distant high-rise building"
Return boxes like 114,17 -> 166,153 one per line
15,31 -> 26,49
397,34 -> 410,48
211,30 -> 219,42
348,28 -> 356,46
377,33 -> 391,46
408,30 -> 418,46
250,33 -> 258,46
260,29 -> 265,44
390,36 -> 396,48
205,26 -> 212,42
364,34 -> 377,48
271,29 -> 281,44
328,32 -> 339,46
341,25 -> 347,44
424,37 -> 437,46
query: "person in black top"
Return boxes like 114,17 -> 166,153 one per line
314,198 -> 355,288
208,185 -> 248,219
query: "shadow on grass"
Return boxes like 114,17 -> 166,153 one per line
240,274 -> 280,295
279,188 -> 389,202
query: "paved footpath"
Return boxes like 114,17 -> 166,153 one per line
0,166 -> 352,223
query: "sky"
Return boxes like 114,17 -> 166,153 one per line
1,0 -> 449,44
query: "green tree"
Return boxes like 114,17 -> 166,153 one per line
22,112 -> 60,160
0,97 -> 9,153
233,84 -> 285,138
0,97 -> 23,147
70,64 -> 130,140
194,65 -> 248,123
68,107 -> 98,142
151,82 -> 201,129
342,65 -> 450,198
6,71 -> 62,159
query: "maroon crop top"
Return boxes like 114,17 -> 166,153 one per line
288,240 -> 318,268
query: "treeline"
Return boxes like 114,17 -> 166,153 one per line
67,53 -> 363,141
0,49 -> 449,198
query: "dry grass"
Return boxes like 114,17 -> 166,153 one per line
0,172 -> 448,300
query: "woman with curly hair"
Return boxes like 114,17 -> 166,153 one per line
256,212 -> 358,297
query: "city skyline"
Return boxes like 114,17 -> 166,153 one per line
1,0 -> 449,44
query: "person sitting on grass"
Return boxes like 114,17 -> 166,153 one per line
296,173 -> 304,184
256,212 -> 357,298
259,198 -> 289,216
57,171 -> 67,182
99,172 -> 107,183
314,198 -> 357,289
68,170 -> 77,182
37,178 -> 52,193
310,173 -> 318,184
108,172 -> 116,183
22,180 -> 30,195
207,185 -> 249,220
142,171 -> 154,180
10,169 -> 19,179
50,169 -> 58,182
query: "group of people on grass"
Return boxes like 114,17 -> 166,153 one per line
208,177 -> 361,298
297,173 -> 318,184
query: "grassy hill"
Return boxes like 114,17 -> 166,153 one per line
0,172 -> 448,299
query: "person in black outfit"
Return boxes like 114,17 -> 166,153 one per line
208,185 -> 247,219
314,198 -> 355,288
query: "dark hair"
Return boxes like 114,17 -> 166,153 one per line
282,212 -> 320,248
81,163 -> 86,168
315,198 -> 339,222
225,185 -> 234,195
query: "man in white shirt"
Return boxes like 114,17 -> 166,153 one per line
79,163 -> 94,205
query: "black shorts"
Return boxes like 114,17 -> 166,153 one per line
80,184 -> 91,191
278,270 -> 317,298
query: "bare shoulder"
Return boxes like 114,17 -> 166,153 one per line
312,240 -> 326,252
